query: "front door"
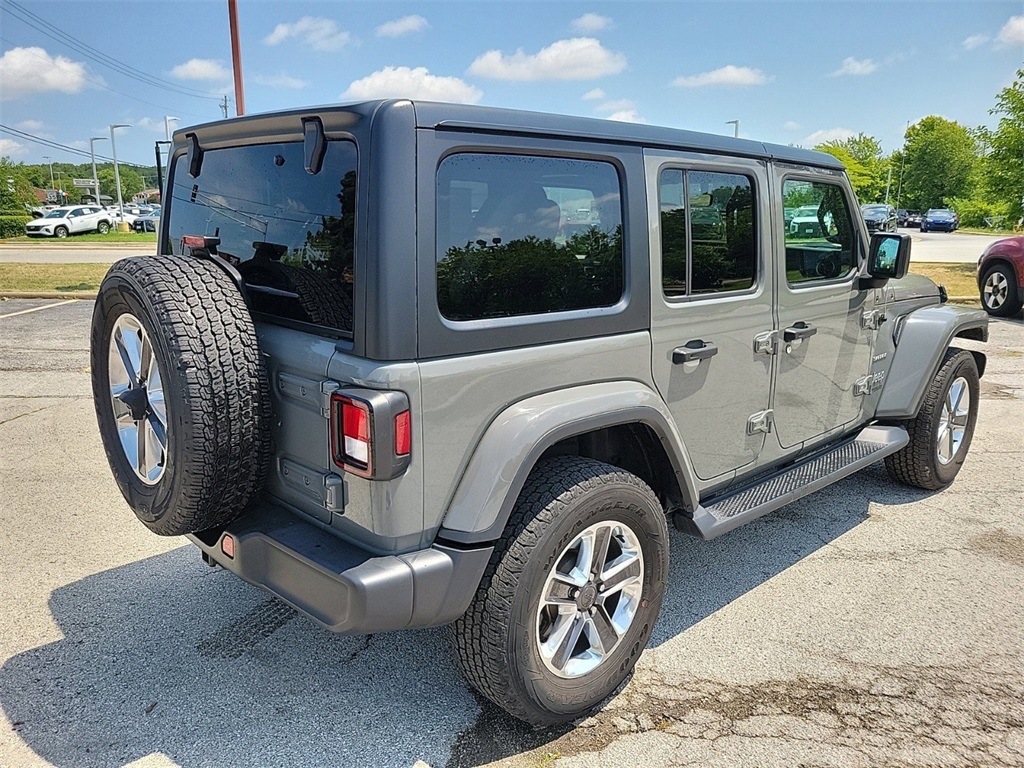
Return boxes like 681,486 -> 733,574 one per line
646,151 -> 774,483
771,169 -> 875,450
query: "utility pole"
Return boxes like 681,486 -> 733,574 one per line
220,95 -> 229,118
228,0 -> 246,115
43,156 -> 54,192
884,167 -> 892,205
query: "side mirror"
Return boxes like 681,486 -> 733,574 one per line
860,232 -> 911,289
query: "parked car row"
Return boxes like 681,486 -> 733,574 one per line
860,204 -> 898,233
23,203 -> 160,238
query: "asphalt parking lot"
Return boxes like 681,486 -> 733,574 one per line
1,299 -> 1023,768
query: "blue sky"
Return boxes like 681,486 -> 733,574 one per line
1,0 -> 1021,168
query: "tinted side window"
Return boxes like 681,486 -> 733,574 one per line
659,169 -> 757,298
436,153 -> 623,321
167,140 -> 357,333
782,179 -> 856,285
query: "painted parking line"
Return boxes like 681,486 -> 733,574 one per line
0,299 -> 78,320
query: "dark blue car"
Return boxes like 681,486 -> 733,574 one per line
920,208 -> 957,232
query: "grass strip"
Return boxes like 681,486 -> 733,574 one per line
0,262 -> 111,293
908,262 -> 978,299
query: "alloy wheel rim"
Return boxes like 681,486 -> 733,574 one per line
937,376 -> 970,465
108,313 -> 168,484
536,520 -> 645,679
983,272 -> 1008,309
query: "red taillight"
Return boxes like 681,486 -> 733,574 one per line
394,410 -> 411,456
329,389 -> 411,480
335,396 -> 372,474
221,533 -> 235,559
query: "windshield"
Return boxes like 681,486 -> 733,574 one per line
43,209 -> 70,219
167,139 -> 358,334
862,206 -> 888,215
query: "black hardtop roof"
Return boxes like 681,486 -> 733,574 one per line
177,99 -> 845,171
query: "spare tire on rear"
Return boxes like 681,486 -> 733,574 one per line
90,255 -> 271,535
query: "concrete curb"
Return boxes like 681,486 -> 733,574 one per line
1,291 -> 98,299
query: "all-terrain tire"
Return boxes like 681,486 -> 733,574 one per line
452,456 -> 669,726
885,348 -> 979,491
91,255 -> 271,535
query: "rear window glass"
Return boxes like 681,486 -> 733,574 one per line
436,153 -> 624,321
167,140 -> 357,333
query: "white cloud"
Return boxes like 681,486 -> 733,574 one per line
783,120 -> 801,131
582,88 -> 605,100
15,119 -> 45,131
376,15 -> 428,37
831,57 -> 877,76
170,58 -> 231,81
997,15 -> 1024,47
571,13 -> 612,33
264,17 -> 352,51
672,65 -> 768,88
254,73 -> 308,89
469,38 -> 626,81
597,98 -> 635,114
0,138 -> 27,157
0,47 -> 88,99
803,128 -> 855,146
342,66 -> 482,104
604,109 -> 644,124
962,34 -> 990,50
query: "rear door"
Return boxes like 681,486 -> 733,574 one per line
646,150 -> 774,484
770,167 -> 876,451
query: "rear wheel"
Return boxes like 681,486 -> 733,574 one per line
980,264 -> 1022,317
452,456 -> 669,726
885,349 -> 979,490
97,221 -> 110,235
91,255 -> 271,535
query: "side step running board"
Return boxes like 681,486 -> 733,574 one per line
679,425 -> 909,540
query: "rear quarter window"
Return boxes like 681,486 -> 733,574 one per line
435,153 -> 624,321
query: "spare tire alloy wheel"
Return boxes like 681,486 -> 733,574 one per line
91,256 -> 270,536
108,313 -> 167,484
453,456 -> 669,726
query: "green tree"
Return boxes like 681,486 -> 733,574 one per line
0,158 -> 38,212
983,68 -> 1024,221
815,133 -> 889,203
97,166 -> 144,201
900,117 -> 979,210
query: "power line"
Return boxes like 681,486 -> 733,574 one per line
1,0 -> 222,102
0,124 -> 149,168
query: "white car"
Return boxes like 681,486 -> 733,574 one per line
788,205 -> 833,237
107,205 -> 150,226
24,206 -> 114,238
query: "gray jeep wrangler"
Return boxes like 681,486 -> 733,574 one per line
90,100 -> 988,725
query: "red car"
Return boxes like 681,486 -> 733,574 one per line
978,236 -> 1024,317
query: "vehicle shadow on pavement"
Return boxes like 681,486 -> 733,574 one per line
0,464 -> 934,768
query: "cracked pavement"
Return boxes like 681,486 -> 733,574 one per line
1,299 -> 1022,768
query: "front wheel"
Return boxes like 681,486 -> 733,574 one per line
54,226 -> 68,238
885,348 -> 979,490
452,456 -> 669,726
980,264 -> 1022,317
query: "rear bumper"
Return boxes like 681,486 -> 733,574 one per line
188,501 -> 492,635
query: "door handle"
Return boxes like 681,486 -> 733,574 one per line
783,322 -> 817,342
672,340 -> 718,364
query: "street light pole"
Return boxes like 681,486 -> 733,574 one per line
726,120 -> 740,138
110,124 -> 130,220
43,156 -> 54,191
89,136 -> 108,206
164,116 -> 179,142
